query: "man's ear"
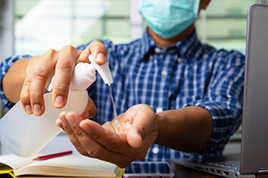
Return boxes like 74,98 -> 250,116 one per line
200,0 -> 211,10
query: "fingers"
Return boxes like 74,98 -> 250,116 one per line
80,120 -> 126,152
102,118 -> 142,148
79,118 -> 149,167
58,112 -> 123,166
56,95 -> 96,127
124,104 -> 158,148
57,106 -> 156,168
58,111 -> 88,155
20,40 -> 107,116
52,41 -> 106,109
78,40 -> 107,65
80,97 -> 97,120
126,127 -> 142,148
52,45 -> 79,108
21,52 -> 56,115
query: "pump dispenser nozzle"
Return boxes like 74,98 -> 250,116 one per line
88,54 -> 113,85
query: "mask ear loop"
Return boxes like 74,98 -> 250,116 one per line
194,0 -> 201,19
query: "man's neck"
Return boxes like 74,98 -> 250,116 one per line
148,24 -> 195,50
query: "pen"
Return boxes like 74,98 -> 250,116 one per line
33,150 -> 73,161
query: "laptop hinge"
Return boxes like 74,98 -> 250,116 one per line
258,168 -> 268,173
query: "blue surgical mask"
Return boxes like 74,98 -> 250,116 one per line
139,0 -> 200,39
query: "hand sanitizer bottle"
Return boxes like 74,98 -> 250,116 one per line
0,54 -> 113,157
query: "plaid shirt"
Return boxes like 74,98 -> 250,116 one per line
0,29 -> 245,162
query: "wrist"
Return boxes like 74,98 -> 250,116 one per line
154,112 -> 168,142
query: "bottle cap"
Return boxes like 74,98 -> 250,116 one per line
70,62 -> 96,91
88,54 -> 113,85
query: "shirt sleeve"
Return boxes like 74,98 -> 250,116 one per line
184,50 -> 245,156
0,55 -> 32,109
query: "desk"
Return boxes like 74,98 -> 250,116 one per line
170,162 -> 219,178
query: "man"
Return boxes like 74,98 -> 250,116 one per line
0,0 -> 244,168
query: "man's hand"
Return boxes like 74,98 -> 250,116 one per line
56,104 -> 158,168
20,40 -> 107,116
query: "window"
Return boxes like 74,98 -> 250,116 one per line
15,0 -> 132,55
13,0 -> 268,56
196,0 -> 267,54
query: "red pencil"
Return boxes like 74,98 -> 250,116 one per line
33,151 -> 73,161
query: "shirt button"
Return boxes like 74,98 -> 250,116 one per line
152,147 -> 159,154
177,58 -> 182,63
161,70 -> 168,76
156,107 -> 163,113
155,48 -> 161,53
149,55 -> 153,60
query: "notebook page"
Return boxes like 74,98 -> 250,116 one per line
0,154 -> 35,169
21,154 -> 117,171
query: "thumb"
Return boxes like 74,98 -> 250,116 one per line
127,126 -> 142,148
77,40 -> 107,65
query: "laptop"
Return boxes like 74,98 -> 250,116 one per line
172,4 -> 268,178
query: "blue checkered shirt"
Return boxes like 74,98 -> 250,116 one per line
0,29 -> 245,162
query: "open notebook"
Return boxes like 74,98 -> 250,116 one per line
0,153 -> 123,178
172,4 -> 268,178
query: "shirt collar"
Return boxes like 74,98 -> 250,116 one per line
139,28 -> 201,62
139,28 -> 156,61
175,30 -> 201,61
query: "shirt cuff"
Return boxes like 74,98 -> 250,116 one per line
183,100 -> 242,156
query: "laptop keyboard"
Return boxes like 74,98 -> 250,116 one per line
205,160 -> 240,170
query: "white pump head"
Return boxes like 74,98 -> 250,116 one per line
71,54 -> 113,90
48,54 -> 113,91
88,54 -> 113,85
70,62 -> 96,91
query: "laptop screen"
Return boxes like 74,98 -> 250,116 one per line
241,4 -> 268,174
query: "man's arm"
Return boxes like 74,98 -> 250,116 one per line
155,106 -> 213,152
3,58 -> 29,103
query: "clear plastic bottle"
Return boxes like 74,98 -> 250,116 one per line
0,54 -> 113,157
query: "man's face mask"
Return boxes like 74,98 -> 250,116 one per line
139,0 -> 200,39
